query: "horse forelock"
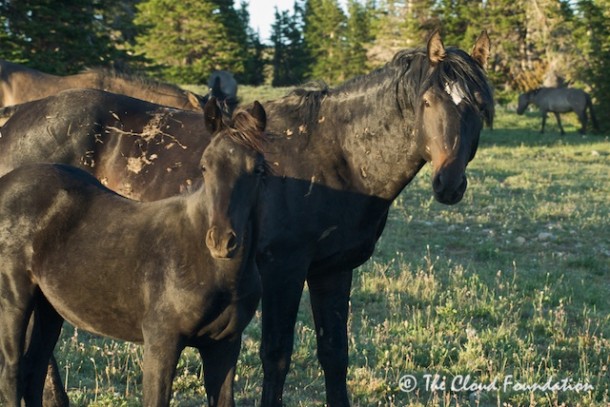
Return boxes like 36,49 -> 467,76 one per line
391,47 -> 494,122
223,110 -> 269,157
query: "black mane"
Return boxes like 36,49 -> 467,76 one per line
272,46 -> 494,128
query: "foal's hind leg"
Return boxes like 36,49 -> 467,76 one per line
199,337 -> 241,407
553,112 -> 565,135
22,298 -> 64,407
0,266 -> 37,406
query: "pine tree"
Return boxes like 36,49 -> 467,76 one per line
1,0 -> 121,74
271,1 -> 308,86
343,0 -> 374,79
303,0 -> 347,84
133,0 -> 245,84
236,1 -> 266,85
578,0 -> 610,131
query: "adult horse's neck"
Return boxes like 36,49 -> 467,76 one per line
263,65 -> 425,202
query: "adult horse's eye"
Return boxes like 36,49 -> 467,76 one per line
201,165 -> 207,174
424,99 -> 431,108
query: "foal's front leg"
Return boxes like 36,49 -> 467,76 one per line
199,337 -> 241,407
141,328 -> 183,407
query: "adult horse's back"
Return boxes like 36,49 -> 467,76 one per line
0,89 -> 213,201
0,59 -> 207,112
253,30 -> 494,405
517,87 -> 598,134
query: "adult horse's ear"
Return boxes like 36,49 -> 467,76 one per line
471,30 -> 491,69
203,96 -> 222,133
249,101 -> 266,132
427,29 -> 446,65
210,76 -> 223,99
187,91 -> 204,111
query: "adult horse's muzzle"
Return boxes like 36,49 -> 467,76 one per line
206,226 -> 239,259
432,163 -> 468,205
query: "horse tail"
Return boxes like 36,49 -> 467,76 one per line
586,94 -> 599,131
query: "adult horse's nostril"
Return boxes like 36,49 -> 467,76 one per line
225,231 -> 238,252
433,172 -> 444,192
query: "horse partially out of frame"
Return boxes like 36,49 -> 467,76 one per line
0,59 -> 208,112
0,99 -> 267,407
517,87 -> 598,134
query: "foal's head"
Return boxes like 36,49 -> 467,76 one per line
414,30 -> 494,205
200,98 -> 267,259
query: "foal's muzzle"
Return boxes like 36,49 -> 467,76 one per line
206,226 -> 239,259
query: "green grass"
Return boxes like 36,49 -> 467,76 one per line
53,91 -> 610,406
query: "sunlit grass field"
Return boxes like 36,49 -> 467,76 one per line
54,86 -> 609,406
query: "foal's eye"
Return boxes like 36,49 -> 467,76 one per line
201,165 -> 207,174
423,99 -> 431,108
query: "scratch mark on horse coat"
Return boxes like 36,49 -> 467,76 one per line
305,175 -> 316,197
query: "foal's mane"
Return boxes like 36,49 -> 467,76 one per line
224,109 -> 269,156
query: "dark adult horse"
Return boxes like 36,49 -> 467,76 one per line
0,59 -> 208,111
0,30 -> 494,406
0,89 -> 223,201
208,70 -> 239,114
517,87 -> 598,134
0,99 -> 267,407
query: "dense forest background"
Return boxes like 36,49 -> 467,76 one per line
1,0 -> 609,129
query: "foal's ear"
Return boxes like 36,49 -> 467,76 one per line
203,96 -> 222,133
248,101 -> 267,132
471,30 -> 491,69
427,29 -> 446,65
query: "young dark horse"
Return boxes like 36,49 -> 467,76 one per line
0,100 -> 267,407
517,87 -> 598,134
0,59 -> 208,112
0,30 -> 494,406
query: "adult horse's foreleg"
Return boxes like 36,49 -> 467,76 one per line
307,269 -> 352,407
259,261 -> 308,407
141,328 -> 183,407
22,298 -> 64,407
540,111 -> 548,134
553,112 -> 566,135
199,337 -> 241,407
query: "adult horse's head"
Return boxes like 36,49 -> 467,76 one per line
200,97 -> 267,259
516,90 -> 535,115
410,30 -> 494,205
